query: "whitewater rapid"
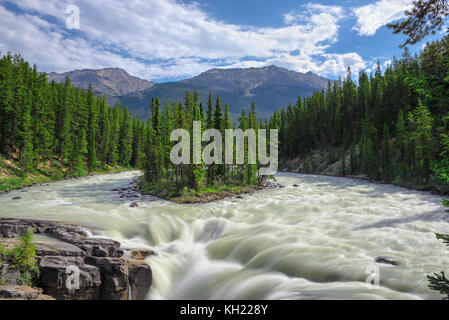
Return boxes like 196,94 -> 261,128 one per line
1,171 -> 448,300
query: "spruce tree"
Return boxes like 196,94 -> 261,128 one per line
118,106 -> 132,167
86,85 -> 98,171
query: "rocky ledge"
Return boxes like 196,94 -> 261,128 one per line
0,218 -> 152,300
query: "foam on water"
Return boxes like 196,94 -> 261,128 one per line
1,171 -> 448,299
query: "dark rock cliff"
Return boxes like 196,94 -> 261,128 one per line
0,218 -> 152,300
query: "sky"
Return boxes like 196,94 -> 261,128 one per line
0,0 -> 438,83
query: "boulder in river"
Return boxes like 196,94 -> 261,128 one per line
375,256 -> 399,266
130,202 -> 139,208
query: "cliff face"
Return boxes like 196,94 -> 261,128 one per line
0,218 -> 153,300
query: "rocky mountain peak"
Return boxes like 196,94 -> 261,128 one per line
46,68 -> 154,97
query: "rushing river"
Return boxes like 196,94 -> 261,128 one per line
1,171 -> 449,300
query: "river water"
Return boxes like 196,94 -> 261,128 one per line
1,171 -> 448,300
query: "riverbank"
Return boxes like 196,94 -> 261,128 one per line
138,177 -> 265,203
0,156 -> 131,194
0,218 -> 152,300
280,169 -> 449,196
280,148 -> 449,196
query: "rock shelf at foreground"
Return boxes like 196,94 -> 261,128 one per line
0,217 -> 152,300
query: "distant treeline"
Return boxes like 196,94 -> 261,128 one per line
0,53 -> 141,175
0,54 -> 270,190
268,35 -> 449,189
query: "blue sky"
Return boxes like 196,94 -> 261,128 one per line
0,0 -> 438,82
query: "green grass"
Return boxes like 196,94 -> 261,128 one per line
0,174 -> 57,193
0,157 -> 131,193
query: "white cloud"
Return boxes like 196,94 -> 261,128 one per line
0,0 -> 365,80
319,53 -> 367,77
284,3 -> 344,27
352,0 -> 413,36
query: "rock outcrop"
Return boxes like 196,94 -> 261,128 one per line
0,285 -> 55,300
130,249 -> 155,260
0,218 -> 152,300
39,255 -> 102,300
128,259 -> 152,300
84,256 -> 129,300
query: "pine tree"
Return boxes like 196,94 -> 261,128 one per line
118,106 -> 132,167
68,128 -> 87,175
350,142 -> 357,175
144,117 -> 157,183
238,109 -> 249,184
96,96 -> 109,168
55,76 -> 73,162
151,97 -> 163,180
208,96 -> 223,183
222,104 -> 233,182
427,233 -> 449,299
408,100 -> 434,182
18,90 -> 33,170
247,101 -> 258,184
0,54 -> 14,156
395,109 -> 408,181
206,93 -> 214,129
381,124 -> 393,181
86,85 -> 98,171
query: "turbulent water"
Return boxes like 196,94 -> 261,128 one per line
1,171 -> 449,300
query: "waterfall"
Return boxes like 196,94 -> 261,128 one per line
1,171 -> 448,300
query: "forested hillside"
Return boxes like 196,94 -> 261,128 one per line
269,35 -> 449,192
0,53 -> 144,179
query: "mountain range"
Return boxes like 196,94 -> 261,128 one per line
47,65 -> 332,119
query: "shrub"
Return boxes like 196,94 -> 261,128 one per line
0,242 -> 5,257
0,242 -> 5,269
7,229 -> 39,286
